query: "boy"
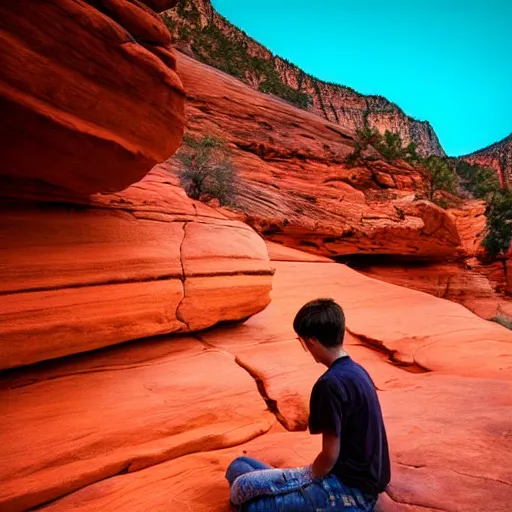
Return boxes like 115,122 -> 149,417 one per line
226,298 -> 390,511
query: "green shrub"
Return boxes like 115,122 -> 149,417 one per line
344,128 -> 419,166
174,135 -> 239,207
421,156 -> 457,201
453,160 -> 500,199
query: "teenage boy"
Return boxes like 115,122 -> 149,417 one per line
225,298 -> 390,511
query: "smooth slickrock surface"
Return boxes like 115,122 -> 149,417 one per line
3,258 -> 511,511
0,170 -> 273,369
0,0 -> 185,195
353,261 -> 507,319
0,337 -> 274,512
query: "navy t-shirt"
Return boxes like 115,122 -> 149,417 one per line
308,356 -> 390,496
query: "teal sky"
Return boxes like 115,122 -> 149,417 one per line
211,0 -> 512,156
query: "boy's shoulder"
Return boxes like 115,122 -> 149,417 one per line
314,357 -> 373,392
323,356 -> 367,379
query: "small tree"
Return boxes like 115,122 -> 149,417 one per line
453,160 -> 500,199
345,127 -> 419,166
421,155 -> 457,202
376,130 -> 404,161
403,141 -> 420,162
175,134 -> 238,207
344,126 -> 380,167
482,189 -> 512,260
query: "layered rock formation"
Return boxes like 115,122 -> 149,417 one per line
0,1 -> 272,370
165,52 -> 510,319
462,133 -> 512,189
164,0 -> 445,157
351,201 -> 512,319
1,170 -> 273,370
0,0 -> 186,194
168,53 -> 460,261
2,256 -> 511,511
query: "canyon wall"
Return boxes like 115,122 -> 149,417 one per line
164,0 -> 446,157
461,133 -> 512,189
0,0 -> 272,370
167,51 -> 510,318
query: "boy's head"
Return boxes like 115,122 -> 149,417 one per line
293,298 -> 345,356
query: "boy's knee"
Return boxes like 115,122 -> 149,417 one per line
225,456 -> 251,484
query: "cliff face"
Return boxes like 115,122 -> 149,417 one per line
167,51 -> 510,319
462,133 -> 512,189
164,0 -> 446,157
0,0 -> 272,370
169,52 -> 463,261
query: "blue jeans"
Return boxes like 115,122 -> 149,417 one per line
226,456 -> 377,511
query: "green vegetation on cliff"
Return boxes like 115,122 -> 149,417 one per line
482,189 -> 512,259
344,127 -> 419,167
164,3 -> 311,109
452,160 -> 501,199
345,128 -> 510,258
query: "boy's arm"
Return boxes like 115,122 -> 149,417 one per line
311,431 -> 340,479
306,379 -> 343,480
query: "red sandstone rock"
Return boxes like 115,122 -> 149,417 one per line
167,53 -> 463,260
2,262 -> 511,511
0,168 -> 273,370
0,0 -> 185,194
355,262 -> 509,319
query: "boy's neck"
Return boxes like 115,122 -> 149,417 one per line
323,347 -> 348,367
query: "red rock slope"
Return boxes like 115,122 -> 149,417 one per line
165,0 -> 445,157
1,257 -> 511,511
167,52 -> 462,261
167,53 -> 511,320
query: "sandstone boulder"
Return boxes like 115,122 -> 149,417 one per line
0,168 -> 273,369
0,0 -> 185,195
